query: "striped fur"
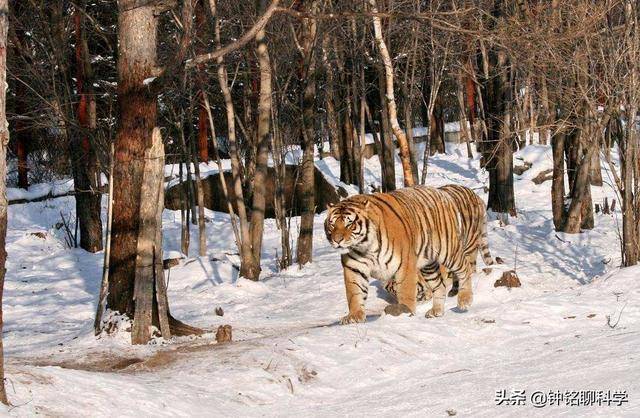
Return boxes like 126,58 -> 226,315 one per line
325,185 -> 494,324
383,185 -> 495,313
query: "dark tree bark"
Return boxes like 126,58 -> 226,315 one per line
323,46 -> 341,160
376,63 -> 396,192
551,128 -> 566,230
0,0 -> 10,404
621,109 -> 639,266
195,0 -> 210,163
429,96 -> 445,155
481,3 -> 515,215
72,1 -> 103,253
297,1 -> 318,266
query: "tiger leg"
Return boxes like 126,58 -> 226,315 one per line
340,256 -> 369,325
448,250 -> 476,298
441,255 -> 473,311
384,260 -> 418,316
424,263 -> 450,318
447,271 -> 459,297
383,275 -> 431,303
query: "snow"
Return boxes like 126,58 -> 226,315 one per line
7,179 -> 74,202
2,143 -> 638,416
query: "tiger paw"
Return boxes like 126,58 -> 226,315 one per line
339,310 -> 366,325
425,307 -> 444,318
384,303 -> 413,317
457,289 -> 473,311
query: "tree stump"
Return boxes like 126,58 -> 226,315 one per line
216,325 -> 232,343
494,270 -> 521,288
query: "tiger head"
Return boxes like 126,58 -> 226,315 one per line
324,198 -> 371,250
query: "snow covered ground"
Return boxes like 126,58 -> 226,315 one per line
2,143 -> 638,417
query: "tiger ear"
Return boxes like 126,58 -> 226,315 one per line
327,202 -> 335,210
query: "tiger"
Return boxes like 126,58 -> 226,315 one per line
382,184 -> 496,313
324,184 -> 494,324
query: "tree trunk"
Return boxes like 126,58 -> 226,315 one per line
622,107 -> 638,266
197,103 -> 209,162
195,0 -> 209,163
297,2 -> 317,267
322,37 -> 341,160
403,97 -> 419,184
368,0 -> 414,187
108,3 -> 160,317
551,128 -> 566,230
242,2 -> 272,281
482,33 -> 515,215
376,64 -> 396,192
539,75 -> 550,145
12,1 -> 29,190
131,128 -> 167,344
107,2 -> 199,341
429,96 -> 445,155
211,0 -> 252,272
72,1 -> 103,253
0,0 -> 10,403
589,144 -> 603,186
563,145 -> 595,233
456,69 -> 474,159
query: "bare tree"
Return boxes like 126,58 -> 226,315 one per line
0,0 -> 9,404
368,0 -> 415,187
297,0 -> 319,266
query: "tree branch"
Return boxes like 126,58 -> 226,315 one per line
186,0 -> 281,68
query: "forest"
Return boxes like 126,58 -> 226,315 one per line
0,0 -> 637,415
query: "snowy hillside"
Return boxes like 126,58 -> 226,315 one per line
2,143 -> 638,417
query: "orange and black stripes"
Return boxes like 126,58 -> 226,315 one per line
326,184 -> 496,322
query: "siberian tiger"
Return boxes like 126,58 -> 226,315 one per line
324,184 -> 494,324
383,185 -> 496,311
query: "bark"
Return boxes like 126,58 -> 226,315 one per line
210,0 -> 251,265
107,3 -> 199,340
107,2 -> 159,317
0,0 -> 10,404
197,101 -> 210,162
482,17 -> 515,215
563,145 -> 595,233
195,0 -> 209,163
563,121 -> 594,232
342,109 -> 356,185
551,129 -> 566,230
190,135 -> 207,257
297,2 -> 318,267
368,0 -> 414,187
270,105 -> 291,268
12,1 -> 28,190
131,128 -> 166,344
72,1 -> 103,253
94,144 -> 114,335
622,107 -> 639,266
456,69 -> 473,159
242,1 -> 273,281
589,143 -> 603,186
539,76 -> 550,145
429,96 -> 445,155
322,37 -> 340,160
375,63 -> 396,192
